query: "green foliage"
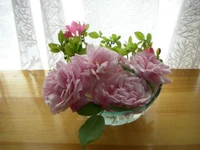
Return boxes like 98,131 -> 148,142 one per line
58,30 -> 64,45
155,48 -> 163,62
146,33 -> 152,43
135,31 -> 145,40
78,115 -> 105,149
119,62 -> 135,74
77,102 -> 103,116
85,24 -> 90,30
116,48 -> 129,55
89,32 -> 99,39
130,32 -> 153,51
63,36 -> 84,58
64,44 -> 75,56
116,41 -> 121,48
146,80 -> 155,93
48,22 -> 161,64
48,43 -> 60,53
99,31 -> 103,37
91,31 -> 154,57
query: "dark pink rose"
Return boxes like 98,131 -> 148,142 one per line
64,21 -> 86,38
144,47 -> 155,54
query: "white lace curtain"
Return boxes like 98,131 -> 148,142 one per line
1,0 -> 200,70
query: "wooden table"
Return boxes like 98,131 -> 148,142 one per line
0,69 -> 200,150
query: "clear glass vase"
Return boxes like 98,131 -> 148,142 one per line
101,85 -> 162,126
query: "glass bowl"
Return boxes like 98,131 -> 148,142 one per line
101,85 -> 162,126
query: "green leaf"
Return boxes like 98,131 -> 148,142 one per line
50,48 -> 60,53
146,80 -> 155,92
100,40 -> 105,44
78,115 -> 105,149
58,30 -> 64,44
129,43 -> 137,50
117,35 -> 121,40
77,102 -> 103,116
119,62 -> 135,73
78,47 -> 86,55
137,48 -> 143,52
100,43 -> 103,47
137,41 -> 143,45
99,31 -> 103,37
150,42 -> 153,47
135,31 -> 145,40
102,36 -> 109,41
111,34 -> 117,41
128,36 -> 132,44
117,48 -> 129,56
67,37 -> 82,54
142,42 -> 149,49
64,44 -> 75,56
116,41 -> 121,48
146,33 -> 152,43
88,32 -> 99,39
48,43 -> 60,53
48,43 -> 59,49
156,48 -> 161,56
86,24 -> 90,30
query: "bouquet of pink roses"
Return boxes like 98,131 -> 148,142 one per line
42,21 -> 171,149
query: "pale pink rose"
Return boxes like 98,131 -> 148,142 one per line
42,61 -> 84,114
69,66 -> 99,112
70,47 -> 110,95
43,44 -> 123,113
85,44 -> 121,80
70,45 -> 122,111
71,44 -> 121,75
69,68 -> 100,112
71,54 -> 95,71
86,44 -> 120,71
94,71 -> 152,109
129,51 -> 171,86
42,70 -> 62,114
42,61 -> 65,101
64,21 -> 86,38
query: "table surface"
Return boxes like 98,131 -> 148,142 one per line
0,69 -> 200,150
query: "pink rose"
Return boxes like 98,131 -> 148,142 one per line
71,53 -> 95,71
70,44 -> 122,111
144,47 -> 155,54
64,21 -> 86,38
85,44 -> 120,80
70,44 -> 120,95
42,61 -> 84,114
129,51 -> 171,87
94,71 -> 152,109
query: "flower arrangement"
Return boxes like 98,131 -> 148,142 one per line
42,21 -> 171,149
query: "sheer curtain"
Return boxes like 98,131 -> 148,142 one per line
0,0 -> 200,70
